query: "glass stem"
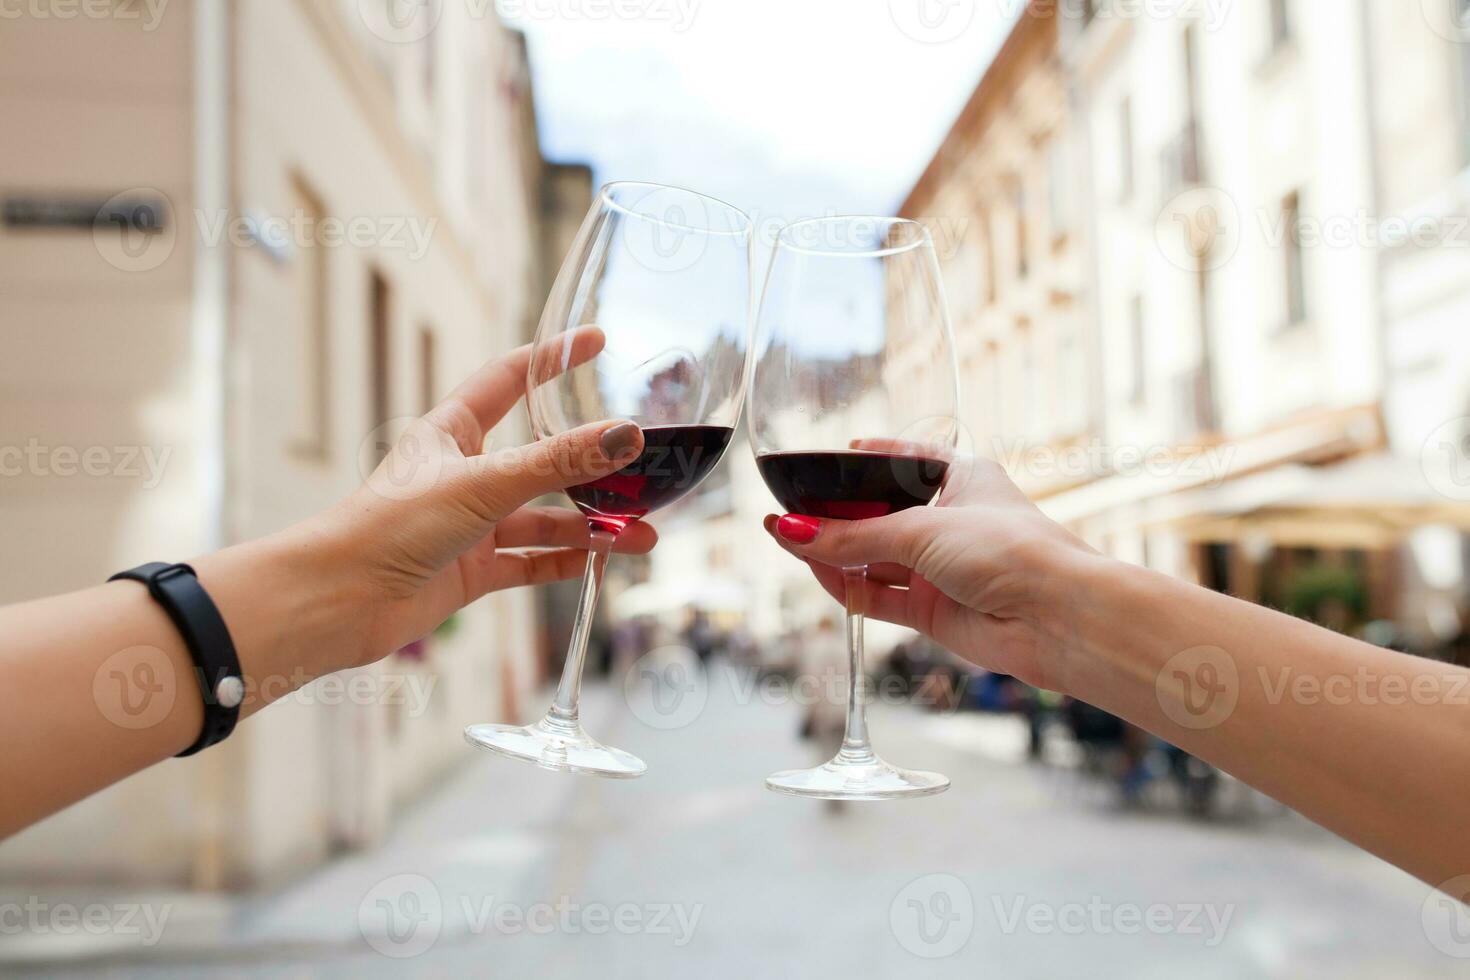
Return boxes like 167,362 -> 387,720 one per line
542,527 -> 616,735
837,563 -> 876,766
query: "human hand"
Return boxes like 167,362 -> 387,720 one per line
315,327 -> 655,668
762,456 -> 1101,693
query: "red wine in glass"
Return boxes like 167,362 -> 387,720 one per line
569,424 -> 736,533
748,215 -> 957,800
756,450 -> 948,521
465,181 -> 753,780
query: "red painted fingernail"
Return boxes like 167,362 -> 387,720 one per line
599,421 -> 640,460
776,514 -> 820,544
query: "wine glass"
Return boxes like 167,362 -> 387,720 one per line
749,215 -> 959,800
465,181 -> 753,777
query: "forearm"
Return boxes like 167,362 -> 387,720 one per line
0,519 -> 364,838
1056,554 -> 1470,885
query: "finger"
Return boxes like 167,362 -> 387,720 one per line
528,325 -> 605,388
762,509 -> 930,571
941,455 -> 1030,507
868,563 -> 913,586
461,420 -> 643,522
486,548 -> 603,591
495,505 -> 658,553
761,516 -> 910,585
428,327 -> 606,456
802,558 -> 921,631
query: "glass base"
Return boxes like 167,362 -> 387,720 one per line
464,717 -> 646,779
765,751 -> 950,801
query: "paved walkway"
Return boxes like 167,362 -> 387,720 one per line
7,661 -> 1462,978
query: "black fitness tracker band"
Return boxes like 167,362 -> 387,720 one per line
108,562 -> 244,757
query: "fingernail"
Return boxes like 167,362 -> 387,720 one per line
776,514 -> 820,545
599,422 -> 640,460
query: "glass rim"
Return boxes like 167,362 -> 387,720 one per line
599,180 -> 753,238
775,215 -> 933,258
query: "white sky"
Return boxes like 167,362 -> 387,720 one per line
506,0 -> 1013,225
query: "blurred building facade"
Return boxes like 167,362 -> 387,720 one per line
894,0 -> 1470,649
0,0 -> 578,887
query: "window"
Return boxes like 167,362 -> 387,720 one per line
418,325 -> 438,415
981,208 -> 998,304
1013,180 -> 1029,280
288,176 -> 330,460
1117,96 -> 1135,202
1020,325 -> 1036,437
1268,0 -> 1292,53
1128,295 -> 1147,406
1059,324 -> 1088,435
1282,191 -> 1308,327
369,270 -> 393,451
1047,137 -> 1073,242
981,343 -> 1002,439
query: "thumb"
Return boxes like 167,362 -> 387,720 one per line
464,420 -> 642,520
765,509 -> 931,570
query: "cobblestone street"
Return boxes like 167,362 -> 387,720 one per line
12,661 -> 1460,978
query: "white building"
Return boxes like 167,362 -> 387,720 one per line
899,0 -> 1469,646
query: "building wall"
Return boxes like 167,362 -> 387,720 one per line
0,1 -> 205,884
1367,0 -> 1470,452
899,10 -> 1094,501
0,0 -> 546,887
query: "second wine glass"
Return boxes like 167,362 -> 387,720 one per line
749,215 -> 959,800
465,181 -> 753,777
